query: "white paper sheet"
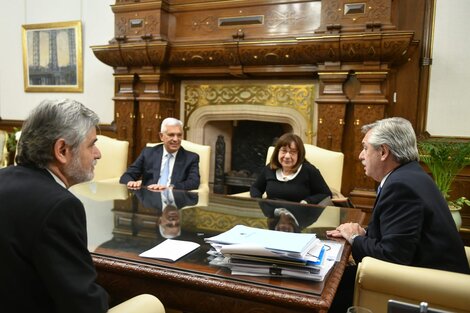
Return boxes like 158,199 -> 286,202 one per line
139,239 -> 200,262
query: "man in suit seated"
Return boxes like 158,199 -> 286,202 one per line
0,99 -> 108,312
133,187 -> 198,238
120,117 -> 200,190
327,117 -> 470,311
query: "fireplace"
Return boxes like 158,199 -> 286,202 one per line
183,80 -> 317,191
212,120 -> 291,193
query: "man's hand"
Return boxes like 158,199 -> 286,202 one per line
127,180 -> 142,189
326,222 -> 365,244
147,184 -> 167,191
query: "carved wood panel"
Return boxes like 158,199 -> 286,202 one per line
318,0 -> 395,33
317,103 -> 347,151
351,103 -> 386,190
170,2 -> 322,42
114,100 -> 136,167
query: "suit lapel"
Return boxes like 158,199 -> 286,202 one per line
171,147 -> 185,184
152,145 -> 164,182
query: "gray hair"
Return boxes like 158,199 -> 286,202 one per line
361,117 -> 419,163
16,99 -> 99,168
160,117 -> 183,133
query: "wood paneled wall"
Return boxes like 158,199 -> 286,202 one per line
1,0 -> 469,242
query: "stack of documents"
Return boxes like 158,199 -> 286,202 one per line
205,225 -> 342,281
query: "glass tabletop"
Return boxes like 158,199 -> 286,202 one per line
70,181 -> 364,297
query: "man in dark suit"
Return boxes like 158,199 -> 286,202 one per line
120,117 -> 200,191
0,99 -> 108,313
327,117 -> 469,311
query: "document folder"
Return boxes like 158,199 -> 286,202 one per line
209,255 -> 334,281
221,241 -> 326,265
205,225 -> 318,258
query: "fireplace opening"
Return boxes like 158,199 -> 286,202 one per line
213,120 -> 293,194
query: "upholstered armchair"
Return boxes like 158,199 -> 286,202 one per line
180,139 -> 210,192
266,144 -> 344,193
231,144 -> 349,224
0,130 -> 8,167
232,144 -> 344,197
109,294 -> 165,313
353,247 -> 470,313
70,181 -> 129,201
94,135 -> 129,183
147,140 -> 211,192
230,144 -> 345,229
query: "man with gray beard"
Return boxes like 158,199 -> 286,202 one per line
0,99 -> 108,313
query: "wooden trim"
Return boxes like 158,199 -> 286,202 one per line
416,0 -> 435,135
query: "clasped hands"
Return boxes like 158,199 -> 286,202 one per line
326,222 -> 365,244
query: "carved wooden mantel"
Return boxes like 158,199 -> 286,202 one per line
91,0 -> 417,208
93,31 -> 413,72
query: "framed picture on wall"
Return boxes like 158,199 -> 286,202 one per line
21,20 -> 83,92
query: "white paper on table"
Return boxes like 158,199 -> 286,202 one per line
139,239 -> 200,262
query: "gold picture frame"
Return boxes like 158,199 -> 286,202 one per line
21,20 -> 83,92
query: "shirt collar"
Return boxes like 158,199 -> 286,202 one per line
163,147 -> 177,159
379,171 -> 392,189
46,168 -> 67,189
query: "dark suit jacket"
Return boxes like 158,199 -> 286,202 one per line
0,165 -> 108,313
120,144 -> 200,190
352,161 -> 470,274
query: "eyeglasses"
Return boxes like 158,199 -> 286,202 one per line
279,148 -> 298,156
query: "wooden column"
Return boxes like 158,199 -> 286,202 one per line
135,74 -> 177,157
113,73 -> 137,163
345,71 -> 389,216
316,71 -> 349,152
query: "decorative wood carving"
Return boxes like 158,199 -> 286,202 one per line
183,82 -> 316,143
134,75 -> 177,153
93,32 -> 414,70
316,72 -> 348,152
317,103 -> 347,151
318,0 -> 395,33
89,0 -> 417,212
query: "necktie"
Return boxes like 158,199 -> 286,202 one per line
158,154 -> 173,186
377,185 -> 382,198
163,189 -> 175,206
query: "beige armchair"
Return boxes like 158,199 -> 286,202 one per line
353,247 -> 470,313
0,130 -> 8,167
233,144 -> 344,197
94,135 -> 129,183
70,181 -> 129,201
231,144 -> 345,229
109,294 -> 165,313
266,144 -> 344,192
147,140 -> 211,192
